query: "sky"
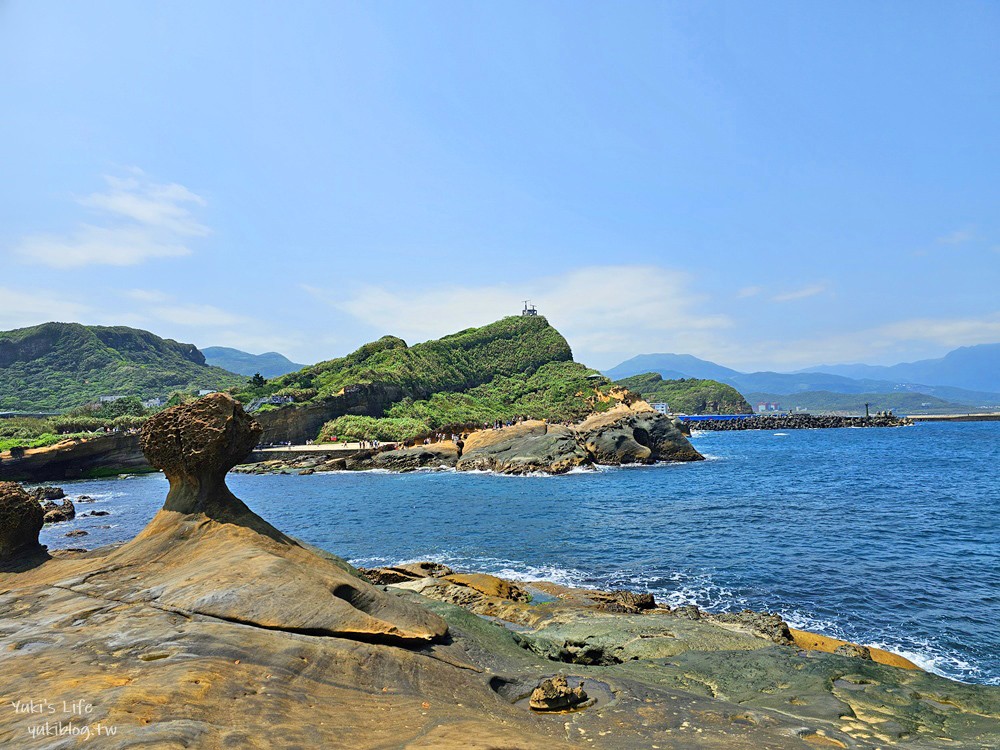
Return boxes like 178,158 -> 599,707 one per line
1,1 -> 998,372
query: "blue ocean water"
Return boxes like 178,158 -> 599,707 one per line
37,421 -> 999,685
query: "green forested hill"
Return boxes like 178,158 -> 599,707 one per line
249,316 -> 576,402
247,316 -> 618,442
0,323 -> 245,411
614,372 -> 752,414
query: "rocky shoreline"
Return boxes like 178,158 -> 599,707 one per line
1,394 -> 997,748
237,403 -> 703,476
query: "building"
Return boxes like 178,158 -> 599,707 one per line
651,402 -> 669,414
98,395 -> 124,403
756,401 -> 782,413
142,397 -> 166,409
521,300 -> 538,317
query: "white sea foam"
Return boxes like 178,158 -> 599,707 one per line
354,550 -> 590,588
777,610 -> 996,685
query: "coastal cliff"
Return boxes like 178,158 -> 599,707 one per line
0,433 -> 151,482
1,394 -> 997,748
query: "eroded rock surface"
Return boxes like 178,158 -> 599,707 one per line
372,441 -> 460,471
529,674 -> 589,711
576,405 -> 704,464
41,497 -> 75,524
140,392 -> 264,519
0,481 -> 44,560
456,421 -> 591,474
2,403 -> 998,748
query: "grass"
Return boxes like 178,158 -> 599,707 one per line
613,373 -> 752,414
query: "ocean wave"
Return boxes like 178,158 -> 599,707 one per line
777,610 -> 996,685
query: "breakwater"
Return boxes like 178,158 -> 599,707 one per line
684,414 -> 910,430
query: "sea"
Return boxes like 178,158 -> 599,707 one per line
37,421 -> 999,686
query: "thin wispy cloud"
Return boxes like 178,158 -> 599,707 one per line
11,169 -> 208,268
737,285 -> 763,298
771,283 -> 826,303
307,265 -> 732,367
124,288 -> 172,304
149,303 -> 249,328
937,228 -> 974,245
720,313 -> 1000,371
0,288 -> 93,331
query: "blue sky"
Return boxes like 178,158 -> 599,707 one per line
1,1 -> 997,372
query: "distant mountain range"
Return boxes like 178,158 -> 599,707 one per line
801,344 -> 1000,394
202,346 -> 304,379
0,323 -> 245,411
605,344 -> 1000,411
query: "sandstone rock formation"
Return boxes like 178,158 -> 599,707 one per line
125,393 -> 446,643
31,485 -> 65,502
0,481 -> 44,560
41,497 -> 75,524
373,441 -> 460,471
140,392 -> 263,520
456,421 -> 590,474
529,674 -> 589,711
576,404 -> 704,464
0,433 -> 151,482
2,396 -> 997,748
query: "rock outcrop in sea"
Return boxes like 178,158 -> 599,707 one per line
1,393 -> 997,748
239,402 -> 706,476
0,481 -> 43,561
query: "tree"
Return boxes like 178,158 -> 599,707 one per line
249,372 -> 267,388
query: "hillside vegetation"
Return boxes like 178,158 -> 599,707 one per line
320,360 -> 613,441
614,373 -> 752,414
248,316 -> 619,442
251,316 -> 574,402
0,323 -> 245,411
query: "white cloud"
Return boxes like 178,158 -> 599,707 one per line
79,174 -> 208,237
124,288 -> 172,303
0,288 -> 92,331
309,265 -> 732,367
149,304 -> 249,328
11,170 -> 208,268
722,313 -> 1000,370
771,283 -> 826,302
937,228 -> 974,245
737,285 -> 763,298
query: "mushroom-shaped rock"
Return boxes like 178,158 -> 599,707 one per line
0,482 -> 44,560
140,393 -> 262,520
122,393 -> 447,645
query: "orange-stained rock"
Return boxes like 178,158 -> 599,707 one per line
790,628 -> 920,670
444,572 -> 531,602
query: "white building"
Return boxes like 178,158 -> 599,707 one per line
651,402 -> 669,414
